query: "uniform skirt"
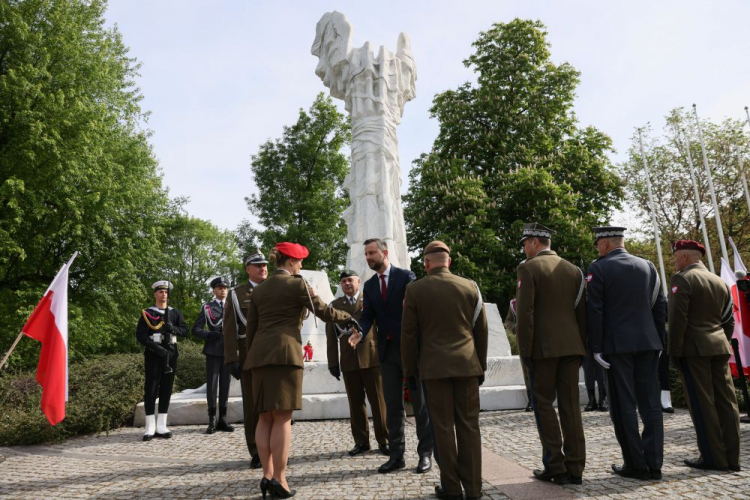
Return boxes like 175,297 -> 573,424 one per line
252,365 -> 303,412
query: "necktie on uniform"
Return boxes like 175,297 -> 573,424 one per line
380,274 -> 393,340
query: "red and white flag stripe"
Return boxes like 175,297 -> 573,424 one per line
21,253 -> 77,425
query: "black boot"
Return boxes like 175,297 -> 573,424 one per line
598,395 -> 609,412
216,406 -> 235,432
525,389 -> 533,412
584,390 -> 597,411
206,407 -> 217,434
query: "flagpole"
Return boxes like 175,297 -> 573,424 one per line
693,104 -> 729,264
0,332 -> 25,371
638,129 -> 669,296
682,131 -> 715,272
745,106 -> 750,129
736,149 -> 750,215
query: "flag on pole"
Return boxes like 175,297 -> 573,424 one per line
720,257 -> 750,377
729,236 -> 747,274
21,253 -> 77,425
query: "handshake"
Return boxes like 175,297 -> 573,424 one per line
334,317 -> 362,340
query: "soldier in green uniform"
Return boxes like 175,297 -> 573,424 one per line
223,250 -> 268,469
515,223 -> 587,485
402,241 -> 488,500
668,239 -> 741,472
325,270 -> 389,457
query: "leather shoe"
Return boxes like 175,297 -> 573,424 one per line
417,455 -> 432,473
611,464 -> 649,480
250,454 -> 261,469
662,406 -> 674,414
525,401 -> 533,412
216,417 -> 234,432
154,431 -> 172,439
568,474 -> 582,485
378,444 -> 390,456
584,400 -> 598,412
728,464 -> 741,472
348,443 -> 371,456
649,469 -> 662,480
684,456 -> 727,471
598,397 -> 609,412
378,457 -> 406,473
434,485 -> 462,500
532,468 -> 568,484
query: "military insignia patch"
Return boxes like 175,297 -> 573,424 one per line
517,279 -> 522,289
586,274 -> 593,283
672,285 -> 679,294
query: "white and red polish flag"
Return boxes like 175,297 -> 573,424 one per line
21,252 -> 78,425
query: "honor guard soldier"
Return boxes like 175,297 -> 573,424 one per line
325,269 -> 389,457
193,276 -> 234,434
515,223 -> 587,485
402,241 -> 488,500
587,226 -> 666,480
136,281 -> 189,441
668,239 -> 741,472
223,250 -> 268,469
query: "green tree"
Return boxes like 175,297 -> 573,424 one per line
404,19 -> 622,305
238,93 -> 351,284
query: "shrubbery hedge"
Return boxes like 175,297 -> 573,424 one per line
0,341 -> 206,446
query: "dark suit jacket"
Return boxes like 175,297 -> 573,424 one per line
192,300 -> 225,357
358,265 -> 416,362
586,248 -> 665,355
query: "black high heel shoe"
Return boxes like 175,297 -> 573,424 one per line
260,477 -> 271,499
269,478 -> 296,498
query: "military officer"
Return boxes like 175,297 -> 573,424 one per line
193,276 -> 234,434
325,269 -> 389,457
587,226 -> 665,480
515,223 -> 587,485
135,281 -> 189,441
402,241 -> 488,500
668,239 -> 741,472
223,250 -> 268,469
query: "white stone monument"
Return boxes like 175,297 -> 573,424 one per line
312,11 -> 415,282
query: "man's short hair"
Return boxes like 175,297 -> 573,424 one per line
363,238 -> 387,251
536,237 -> 550,246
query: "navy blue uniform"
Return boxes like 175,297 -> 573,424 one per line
193,299 -> 231,411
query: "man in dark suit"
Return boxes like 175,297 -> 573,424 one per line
193,276 -> 234,434
587,226 -> 666,480
349,238 -> 434,474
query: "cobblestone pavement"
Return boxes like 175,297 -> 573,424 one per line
0,409 -> 747,499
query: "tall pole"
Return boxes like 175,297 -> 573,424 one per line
693,104 -> 729,264
745,106 -> 750,129
682,131 -> 715,272
638,129 -> 669,296
737,150 -> 750,216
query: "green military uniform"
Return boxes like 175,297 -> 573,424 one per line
223,279 -> 259,459
668,259 -> 740,470
515,224 -> 587,482
326,292 -> 388,451
402,241 -> 488,500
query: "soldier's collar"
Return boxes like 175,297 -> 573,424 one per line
427,266 -> 451,275
684,262 -> 705,272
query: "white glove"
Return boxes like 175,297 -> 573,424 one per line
594,352 -> 610,370
658,350 -> 663,358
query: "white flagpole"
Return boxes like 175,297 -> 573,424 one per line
693,104 -> 729,264
736,150 -> 750,215
745,106 -> 750,129
638,129 -> 668,296
681,131 -> 715,273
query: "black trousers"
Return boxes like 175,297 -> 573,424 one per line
144,348 -> 177,415
583,351 -> 606,398
658,352 -> 671,391
205,354 -> 230,410
380,340 -> 433,460
604,351 -> 663,471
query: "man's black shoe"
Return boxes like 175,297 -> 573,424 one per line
598,397 -> 609,412
378,457 -> 406,473
206,416 -> 216,434
532,468 -> 567,483
649,469 -> 662,480
584,400 -> 597,412
348,443 -> 371,456
728,464 -> 741,472
525,401 -> 533,412
684,456 -> 727,471
250,454 -> 262,469
662,406 -> 674,414
434,485 -> 462,500
378,444 -> 390,456
216,417 -> 234,432
568,474 -> 582,485
611,464 -> 649,480
417,455 -> 432,473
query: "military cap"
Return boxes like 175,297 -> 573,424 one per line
244,250 -> 268,266
339,269 -> 359,280
520,223 -> 554,244
210,276 -> 229,289
672,239 -> 706,256
151,280 -> 173,291
275,242 -> 309,259
424,240 -> 451,255
592,226 -> 627,245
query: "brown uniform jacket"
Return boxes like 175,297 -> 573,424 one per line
325,294 -> 380,372
245,270 -> 352,370
401,267 -> 488,380
223,281 -> 255,365
668,261 -> 734,358
515,250 -> 586,359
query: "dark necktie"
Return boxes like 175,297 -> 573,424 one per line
218,301 -> 224,314
380,275 -> 393,340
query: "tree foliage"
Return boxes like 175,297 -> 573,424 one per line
238,93 -> 350,284
404,19 -> 622,305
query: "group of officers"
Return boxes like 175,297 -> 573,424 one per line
134,223 -> 743,499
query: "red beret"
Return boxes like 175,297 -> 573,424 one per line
275,242 -> 309,259
672,239 -> 706,256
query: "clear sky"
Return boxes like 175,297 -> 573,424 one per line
104,0 -> 750,232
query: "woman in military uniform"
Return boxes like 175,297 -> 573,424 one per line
246,242 -> 354,498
